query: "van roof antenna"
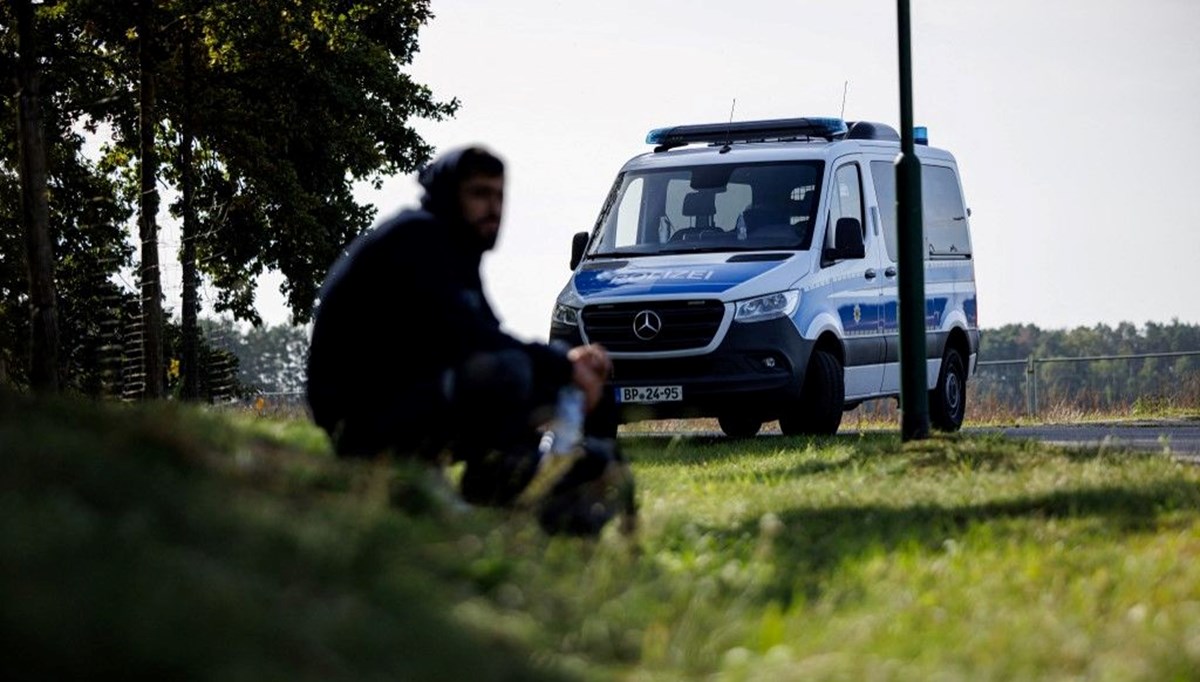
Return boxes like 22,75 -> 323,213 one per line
840,81 -> 849,120
720,98 -> 736,153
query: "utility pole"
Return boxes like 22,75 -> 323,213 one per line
896,0 -> 929,440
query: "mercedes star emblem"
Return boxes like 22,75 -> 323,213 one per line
633,310 -> 663,341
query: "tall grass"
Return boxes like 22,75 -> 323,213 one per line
4,389 -> 1200,680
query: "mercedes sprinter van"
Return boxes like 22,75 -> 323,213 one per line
549,117 -> 979,437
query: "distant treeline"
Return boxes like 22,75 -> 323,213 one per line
18,316 -> 1197,413
975,321 -> 1200,413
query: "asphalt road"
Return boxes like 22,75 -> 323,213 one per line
627,419 -> 1200,461
970,420 -> 1200,459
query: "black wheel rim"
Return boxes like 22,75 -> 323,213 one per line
944,357 -> 963,415
946,371 -> 961,413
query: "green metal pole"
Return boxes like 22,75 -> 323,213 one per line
896,0 -> 929,440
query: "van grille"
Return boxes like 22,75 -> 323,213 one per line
581,300 -> 726,352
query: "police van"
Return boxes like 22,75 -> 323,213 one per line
549,117 -> 979,437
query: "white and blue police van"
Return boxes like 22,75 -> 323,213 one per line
549,117 -> 979,437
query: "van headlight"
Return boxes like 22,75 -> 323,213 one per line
734,290 -> 800,323
552,303 -> 580,326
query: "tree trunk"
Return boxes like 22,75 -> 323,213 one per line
180,23 -> 200,400
138,0 -> 164,398
15,0 -> 61,393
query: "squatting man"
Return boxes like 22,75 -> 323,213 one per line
305,145 -> 634,535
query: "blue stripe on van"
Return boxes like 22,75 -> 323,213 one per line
573,261 -> 784,298
880,297 -> 950,331
838,303 -> 879,335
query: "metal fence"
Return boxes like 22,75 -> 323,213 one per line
238,351 -> 1200,421
969,350 -> 1200,415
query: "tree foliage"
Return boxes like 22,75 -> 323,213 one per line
198,317 -> 308,396
1,0 -> 455,394
1,1 -> 135,392
168,0 -> 457,323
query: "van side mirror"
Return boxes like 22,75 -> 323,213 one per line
822,217 -> 866,264
569,231 -> 590,270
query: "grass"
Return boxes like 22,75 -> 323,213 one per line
3,389 -> 1200,680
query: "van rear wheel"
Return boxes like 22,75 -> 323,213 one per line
718,413 -> 762,439
930,347 -> 967,432
780,349 -> 844,436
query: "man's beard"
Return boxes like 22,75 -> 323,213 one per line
470,216 -> 501,252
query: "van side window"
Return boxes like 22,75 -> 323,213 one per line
923,166 -> 972,257
827,163 -> 864,247
870,161 -> 971,260
613,176 -> 644,246
870,160 -> 899,261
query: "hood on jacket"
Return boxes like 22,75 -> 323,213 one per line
418,145 -> 505,255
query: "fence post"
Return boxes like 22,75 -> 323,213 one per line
1025,355 -> 1037,418
1032,357 -> 1040,417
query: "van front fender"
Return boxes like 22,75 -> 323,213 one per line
802,312 -> 844,342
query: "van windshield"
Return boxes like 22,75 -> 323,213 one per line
586,161 -> 824,258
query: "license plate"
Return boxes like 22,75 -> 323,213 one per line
618,385 -> 683,403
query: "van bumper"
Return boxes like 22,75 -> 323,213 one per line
553,317 -> 813,423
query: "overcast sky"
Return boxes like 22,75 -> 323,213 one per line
250,0 -> 1200,342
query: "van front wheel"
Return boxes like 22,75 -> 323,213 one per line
930,347 -> 967,432
780,349 -> 844,436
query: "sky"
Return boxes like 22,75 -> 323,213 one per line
248,0 -> 1200,342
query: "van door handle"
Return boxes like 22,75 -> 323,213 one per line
864,269 -> 877,280
884,267 -> 897,278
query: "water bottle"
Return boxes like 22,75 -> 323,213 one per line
518,386 -> 587,507
539,386 -> 585,457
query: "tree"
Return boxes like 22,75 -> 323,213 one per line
155,0 -> 457,394
11,0 -> 61,392
3,1 -> 135,395
194,318 -> 310,396
2,1 -> 456,395
175,15 -> 199,399
135,0 -> 164,398
977,322 -> 1200,412
181,0 -> 458,325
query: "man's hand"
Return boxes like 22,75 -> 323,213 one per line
567,343 -> 612,411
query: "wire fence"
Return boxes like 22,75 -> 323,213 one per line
238,349 -> 1200,425
973,350 -> 1200,417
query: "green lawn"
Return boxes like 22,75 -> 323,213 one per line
3,390 -> 1199,681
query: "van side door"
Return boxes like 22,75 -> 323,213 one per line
868,158 -> 903,395
822,158 -> 885,400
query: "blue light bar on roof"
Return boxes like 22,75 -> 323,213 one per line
914,126 -> 929,145
646,117 -> 849,148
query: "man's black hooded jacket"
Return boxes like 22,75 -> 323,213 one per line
305,148 -> 573,455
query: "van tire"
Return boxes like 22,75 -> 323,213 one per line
930,347 -> 967,432
780,349 -> 843,436
718,413 -> 762,439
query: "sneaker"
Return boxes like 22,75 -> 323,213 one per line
535,437 -> 637,537
459,446 -> 541,508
